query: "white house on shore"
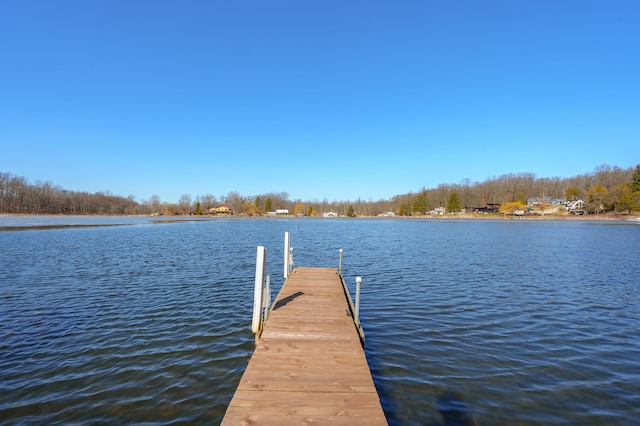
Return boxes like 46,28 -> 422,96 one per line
267,209 -> 289,217
567,199 -> 586,215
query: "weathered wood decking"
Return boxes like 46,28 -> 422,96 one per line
222,267 -> 387,425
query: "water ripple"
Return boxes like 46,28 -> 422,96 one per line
1,218 -> 639,425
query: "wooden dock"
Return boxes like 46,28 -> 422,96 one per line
222,267 -> 387,425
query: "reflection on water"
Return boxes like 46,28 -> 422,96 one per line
1,218 -> 639,425
435,391 -> 475,426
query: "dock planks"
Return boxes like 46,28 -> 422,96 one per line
222,267 -> 387,425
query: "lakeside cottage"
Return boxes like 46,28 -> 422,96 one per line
567,199 -> 586,215
466,203 -> 500,214
266,209 -> 289,217
208,206 -> 233,215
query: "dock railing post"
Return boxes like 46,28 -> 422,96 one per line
339,249 -> 343,275
355,276 -> 362,326
284,232 -> 290,279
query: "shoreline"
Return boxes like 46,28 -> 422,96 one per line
390,212 -> 639,222
2,212 -> 638,222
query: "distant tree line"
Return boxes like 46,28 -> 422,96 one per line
391,164 -> 640,216
2,164 -> 639,216
0,172 -> 139,215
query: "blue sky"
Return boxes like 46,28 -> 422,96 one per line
1,1 -> 638,204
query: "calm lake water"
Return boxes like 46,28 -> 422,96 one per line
1,216 -> 639,425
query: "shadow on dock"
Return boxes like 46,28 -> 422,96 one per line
272,291 -> 304,310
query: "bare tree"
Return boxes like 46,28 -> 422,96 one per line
178,194 -> 192,214
199,194 -> 218,212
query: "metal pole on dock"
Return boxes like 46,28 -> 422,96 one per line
289,247 -> 294,275
263,274 -> 271,322
339,249 -> 343,275
355,276 -> 361,326
283,232 -> 290,279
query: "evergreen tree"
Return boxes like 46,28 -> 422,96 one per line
346,204 -> 354,217
398,200 -> 412,216
412,190 -> 429,214
265,197 -> 272,212
632,164 -> 640,192
194,201 -> 202,215
447,192 -> 462,213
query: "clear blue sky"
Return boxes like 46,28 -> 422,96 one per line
1,1 -> 638,204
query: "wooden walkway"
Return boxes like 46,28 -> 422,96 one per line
222,267 -> 387,425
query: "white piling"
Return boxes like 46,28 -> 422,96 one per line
339,249 -> 343,274
252,246 -> 266,335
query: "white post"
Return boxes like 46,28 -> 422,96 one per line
283,231 -> 290,279
252,246 -> 266,334
355,276 -> 362,326
339,249 -> 343,275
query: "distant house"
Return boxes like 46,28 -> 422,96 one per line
378,211 -> 396,217
429,207 -> 445,215
323,212 -> 338,218
528,196 -> 550,206
265,209 -> 289,217
467,203 -> 500,214
209,205 -> 233,215
528,196 -> 566,206
567,199 -> 586,215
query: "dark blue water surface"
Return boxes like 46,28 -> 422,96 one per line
1,217 -> 639,425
